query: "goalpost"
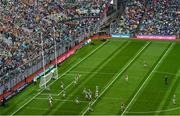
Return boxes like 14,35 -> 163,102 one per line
38,21 -> 59,90
39,68 -> 58,89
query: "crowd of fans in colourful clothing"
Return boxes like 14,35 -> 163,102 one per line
0,0 -> 108,79
110,0 -> 145,35
110,0 -> 179,37
0,0 -> 179,86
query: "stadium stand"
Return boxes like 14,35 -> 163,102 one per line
137,0 -> 179,36
110,0 -> 179,38
0,0 -> 109,95
110,0 -> 145,35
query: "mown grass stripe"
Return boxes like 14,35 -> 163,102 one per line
121,42 -> 172,114
48,41 -> 130,114
81,42 -> 151,115
156,69 -> 180,114
122,43 -> 175,116
126,42 -> 180,115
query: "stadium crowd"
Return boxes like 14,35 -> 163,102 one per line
138,0 -> 179,36
110,0 -> 145,35
0,0 -> 108,80
110,0 -> 179,37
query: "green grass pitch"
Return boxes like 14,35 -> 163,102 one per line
0,38 -> 180,115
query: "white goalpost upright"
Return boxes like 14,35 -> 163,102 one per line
38,21 -> 59,89
53,25 -> 59,80
39,31 -> 49,89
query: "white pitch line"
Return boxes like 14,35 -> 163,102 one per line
81,42 -> 151,115
26,107 -> 79,113
121,43 -> 175,116
40,93 -> 58,96
11,41 -> 107,115
35,97 -> 88,103
69,70 -> 179,78
66,71 -> 116,75
127,106 -> 180,114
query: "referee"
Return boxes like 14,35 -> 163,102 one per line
165,75 -> 168,85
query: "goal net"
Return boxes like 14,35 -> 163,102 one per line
39,68 -> 57,89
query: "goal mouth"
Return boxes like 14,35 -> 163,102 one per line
39,68 -> 58,89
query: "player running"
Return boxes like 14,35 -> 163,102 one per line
120,102 -> 125,112
83,88 -> 88,98
125,74 -> 128,82
88,89 -> 92,100
73,73 -> 81,85
77,73 -> 81,78
95,86 -> 99,98
173,94 -> 176,105
60,81 -> 65,90
85,91 -> 89,100
48,94 -> 53,101
83,88 -> 87,94
62,90 -> 66,98
75,97 -> 80,104
48,94 -> 53,108
143,60 -> 148,68
73,79 -> 77,86
73,76 -> 78,86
